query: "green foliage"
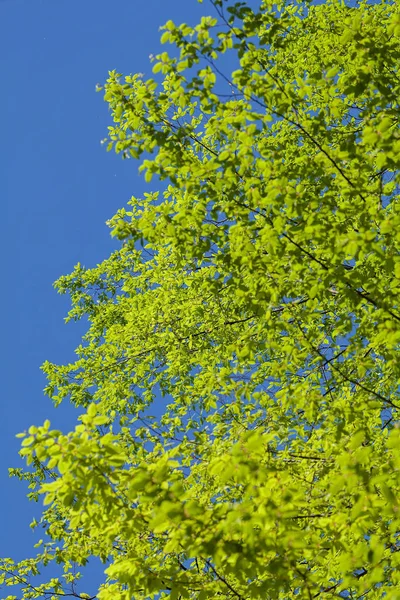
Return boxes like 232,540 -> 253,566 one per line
2,0 -> 400,598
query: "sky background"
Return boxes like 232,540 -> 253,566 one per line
0,0 -> 207,595
0,0 -> 381,596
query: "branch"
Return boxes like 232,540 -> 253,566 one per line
205,560 -> 244,600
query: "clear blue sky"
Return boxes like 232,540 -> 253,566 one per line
0,0 -> 206,593
0,0 -> 380,596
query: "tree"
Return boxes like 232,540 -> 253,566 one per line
2,0 -> 400,598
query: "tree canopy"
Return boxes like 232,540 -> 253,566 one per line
2,0 -> 400,598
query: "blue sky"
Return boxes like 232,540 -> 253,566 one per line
1,0 -> 375,595
0,0 -> 206,593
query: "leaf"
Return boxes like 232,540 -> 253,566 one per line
7,2 -> 400,599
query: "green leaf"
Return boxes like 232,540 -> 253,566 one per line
7,2 -> 400,599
